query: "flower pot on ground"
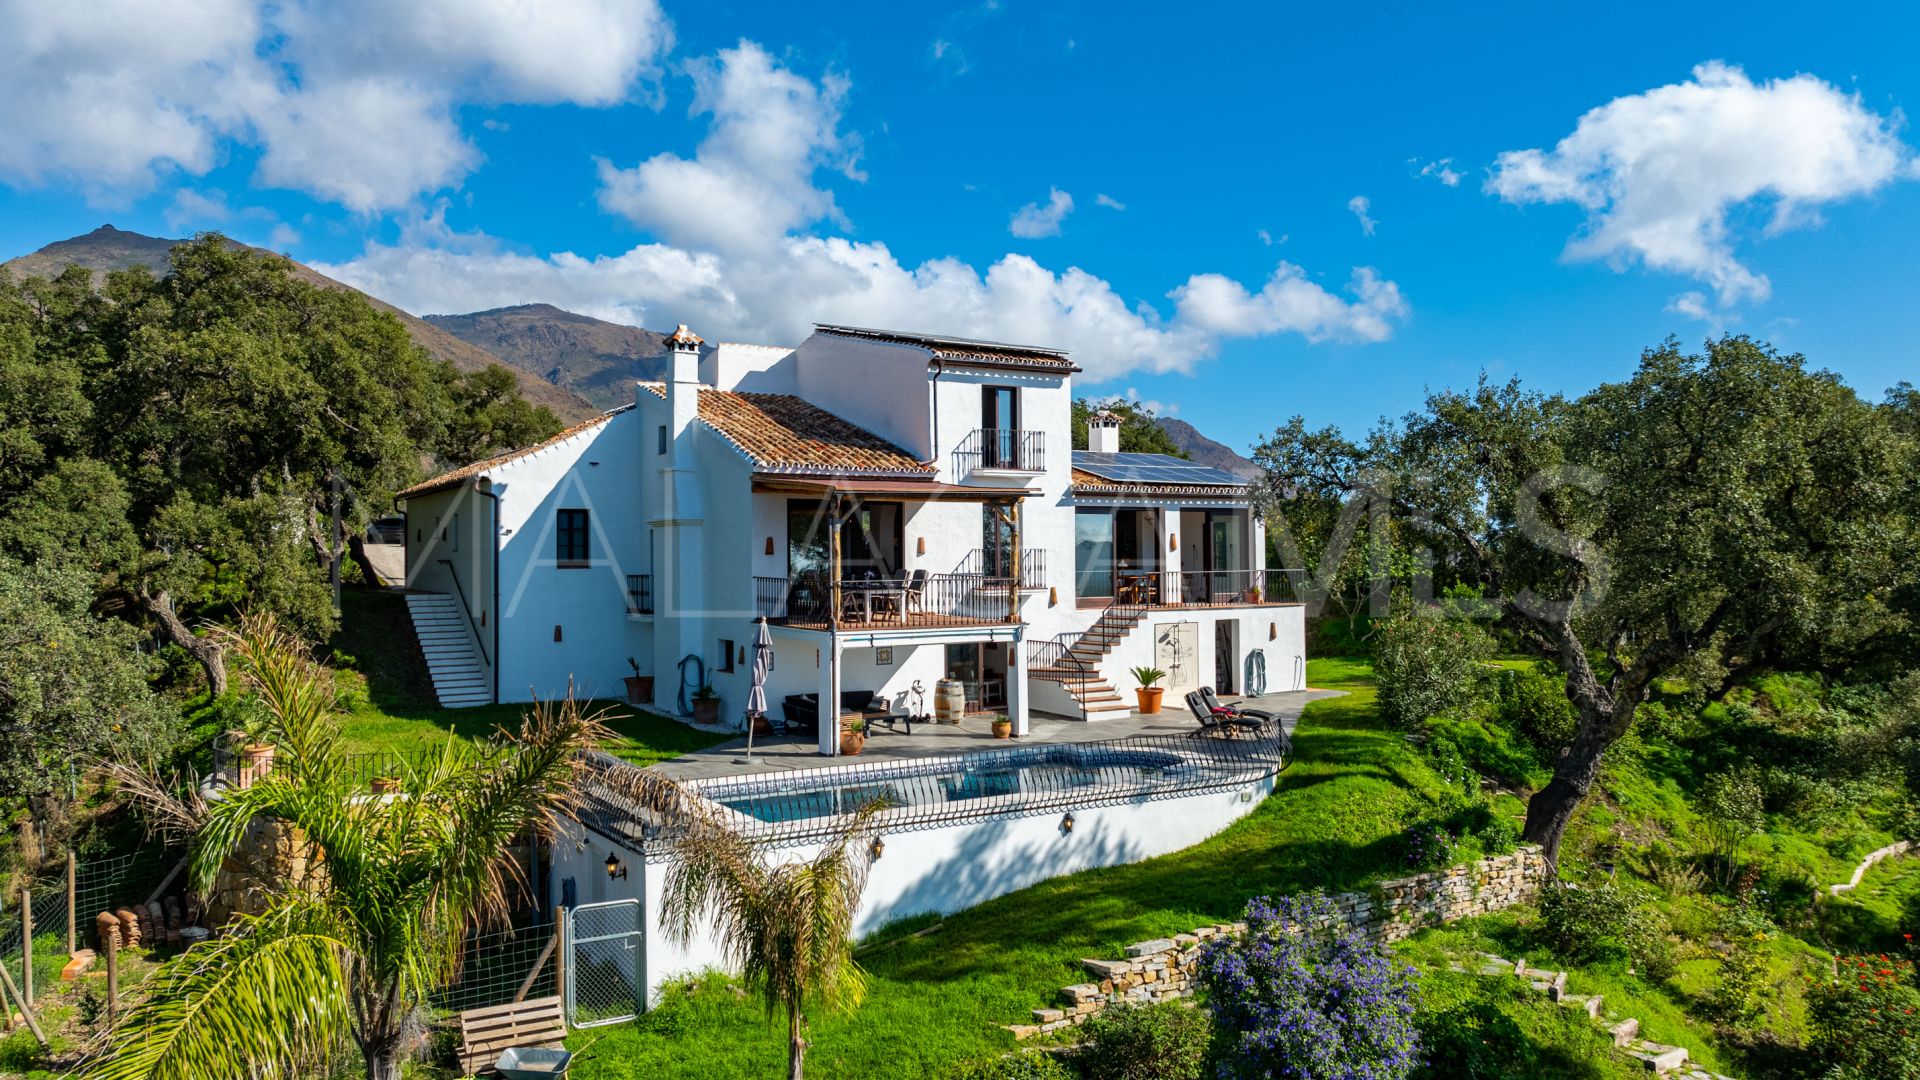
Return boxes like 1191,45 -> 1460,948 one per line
749,713 -> 773,736
991,715 -> 1013,739
840,718 -> 866,755
692,683 -> 721,724
624,675 -> 654,705
370,776 -> 400,796
1131,666 -> 1167,714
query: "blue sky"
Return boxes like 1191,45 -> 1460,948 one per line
3,1 -> 1917,453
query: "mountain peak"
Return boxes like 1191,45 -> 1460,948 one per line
1157,417 -> 1260,478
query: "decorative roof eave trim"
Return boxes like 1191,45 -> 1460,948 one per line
927,354 -> 1083,375
1071,482 -> 1252,500
395,404 -> 634,501
754,463 -> 937,478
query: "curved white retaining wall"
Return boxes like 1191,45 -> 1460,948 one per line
553,774 -> 1279,998
1830,840 -> 1914,896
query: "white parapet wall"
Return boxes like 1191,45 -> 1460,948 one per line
551,771 -> 1279,1000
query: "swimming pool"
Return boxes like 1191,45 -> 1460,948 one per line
697,744 -> 1207,825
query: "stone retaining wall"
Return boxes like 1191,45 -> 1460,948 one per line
1830,840 -> 1913,896
1012,845 -> 1549,1039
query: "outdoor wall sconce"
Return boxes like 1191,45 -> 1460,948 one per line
1270,622 -> 1277,640
738,645 -> 747,665
553,625 -> 563,642
870,837 -> 886,860
765,536 -> 775,555
1061,812 -> 1076,835
916,537 -> 927,555
605,853 -> 627,880
1048,586 -> 1058,607
1168,534 -> 1178,552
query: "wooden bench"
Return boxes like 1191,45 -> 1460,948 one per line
456,995 -> 566,1076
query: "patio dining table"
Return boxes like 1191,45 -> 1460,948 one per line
843,578 -> 908,623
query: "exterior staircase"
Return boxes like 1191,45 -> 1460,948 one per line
403,592 -> 491,708
1030,605 -> 1150,718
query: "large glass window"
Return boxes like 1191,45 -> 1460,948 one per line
981,506 -> 1017,579
1074,508 -> 1114,599
786,499 -> 904,581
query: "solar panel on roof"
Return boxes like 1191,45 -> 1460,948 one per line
1072,452 -> 1247,486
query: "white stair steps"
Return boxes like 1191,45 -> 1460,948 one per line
404,593 -> 490,708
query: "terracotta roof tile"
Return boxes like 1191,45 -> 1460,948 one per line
397,405 -> 634,500
642,384 -> 933,475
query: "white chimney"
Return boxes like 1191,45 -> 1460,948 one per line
1088,408 -> 1122,454
665,324 -> 703,457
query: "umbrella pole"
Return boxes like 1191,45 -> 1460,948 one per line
734,712 -> 758,765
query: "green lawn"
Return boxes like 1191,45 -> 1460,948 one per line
328,589 -> 730,765
568,658 -> 1543,1080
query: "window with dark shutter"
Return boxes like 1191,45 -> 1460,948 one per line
556,509 -> 590,567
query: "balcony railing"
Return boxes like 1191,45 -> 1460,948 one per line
1110,568 -> 1302,609
754,572 -> 1020,630
960,547 -> 1046,589
625,574 -> 653,615
954,427 -> 1046,474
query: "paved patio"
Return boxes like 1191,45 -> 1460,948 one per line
648,688 -> 1342,781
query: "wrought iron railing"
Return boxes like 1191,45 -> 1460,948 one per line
625,574 -> 653,615
1111,568 -> 1303,608
575,726 -> 1289,851
954,427 -> 1046,474
961,547 -> 1045,589
753,572 -> 1020,629
1025,634 -> 1096,722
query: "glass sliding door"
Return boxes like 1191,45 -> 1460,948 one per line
1074,508 -> 1114,599
981,386 -> 1018,467
1206,510 -> 1246,601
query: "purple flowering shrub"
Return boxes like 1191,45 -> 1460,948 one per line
1197,893 -> 1422,1080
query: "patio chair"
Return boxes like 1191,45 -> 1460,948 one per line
1184,690 -> 1265,739
901,569 -> 929,617
1200,686 -> 1277,727
863,691 -> 913,736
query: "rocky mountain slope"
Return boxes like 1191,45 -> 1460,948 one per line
425,304 -> 670,412
1157,417 -> 1260,478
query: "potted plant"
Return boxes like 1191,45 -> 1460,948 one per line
747,711 -> 773,736
1131,667 -> 1167,714
991,714 -> 1013,739
624,658 -> 653,705
691,683 -> 722,724
840,716 -> 866,756
229,704 -> 277,786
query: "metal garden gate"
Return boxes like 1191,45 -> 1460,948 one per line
565,898 -> 645,1027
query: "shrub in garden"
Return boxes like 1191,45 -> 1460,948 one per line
1075,1001 -> 1210,1080
953,1050 -> 1077,1080
1198,892 -> 1422,1080
1807,954 -> 1920,1079
1696,766 -> 1766,888
1371,611 -> 1493,730
1401,822 -> 1462,872
1488,665 -> 1577,761
1536,879 -> 1673,980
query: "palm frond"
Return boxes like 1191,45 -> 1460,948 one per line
81,898 -> 353,1080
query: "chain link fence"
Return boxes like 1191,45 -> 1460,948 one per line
429,918 -> 561,1015
566,900 -> 643,1028
2,845 -> 184,1000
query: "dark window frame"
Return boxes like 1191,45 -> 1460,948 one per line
556,508 -> 590,568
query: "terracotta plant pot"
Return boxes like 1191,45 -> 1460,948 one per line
750,714 -> 773,737
624,675 -> 654,705
692,698 -> 721,724
839,729 -> 866,755
991,719 -> 1013,739
238,743 -> 276,786
370,776 -> 400,796
1135,687 -> 1164,714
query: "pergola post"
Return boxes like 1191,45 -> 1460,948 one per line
818,637 -> 842,756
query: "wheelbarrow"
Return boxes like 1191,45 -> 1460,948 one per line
494,1046 -> 573,1079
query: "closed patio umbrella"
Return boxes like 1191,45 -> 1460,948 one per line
735,617 -> 774,765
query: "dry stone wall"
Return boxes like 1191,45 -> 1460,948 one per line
1012,845 -> 1548,1039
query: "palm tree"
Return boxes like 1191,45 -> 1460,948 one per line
87,613 -> 607,1080
652,792 -> 882,1080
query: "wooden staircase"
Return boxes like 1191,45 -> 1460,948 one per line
1029,605 -> 1149,718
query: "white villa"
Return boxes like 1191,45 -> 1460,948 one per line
396,323 -> 1307,754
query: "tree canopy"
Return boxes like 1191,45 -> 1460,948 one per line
0,235 -> 560,694
1253,336 -> 1919,862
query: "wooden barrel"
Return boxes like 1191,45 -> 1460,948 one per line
934,679 -> 967,724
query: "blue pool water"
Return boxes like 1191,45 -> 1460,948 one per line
709,747 -> 1188,824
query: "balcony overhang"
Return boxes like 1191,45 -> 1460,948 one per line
751,474 -> 1031,500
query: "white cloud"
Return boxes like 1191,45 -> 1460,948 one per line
1347,195 -> 1377,235
1488,61 -> 1916,305
597,41 -> 858,253
268,223 -> 301,249
316,43 -> 1408,384
1171,265 -> 1407,344
0,0 -> 672,210
1256,229 -> 1288,247
1010,187 -> 1074,238
1095,193 -> 1126,211
1414,158 -> 1463,186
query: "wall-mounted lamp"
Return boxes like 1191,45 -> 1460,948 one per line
1269,622 -> 1277,641
553,624 -> 564,642
1168,534 -> 1178,552
738,645 -> 747,665
605,853 -> 628,880
766,536 -> 775,555
1048,586 -> 1058,607
869,836 -> 886,860
1061,812 -> 1076,835
916,537 -> 927,556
